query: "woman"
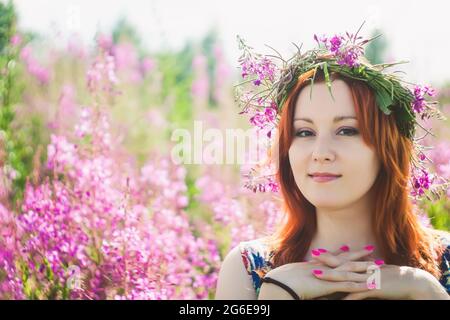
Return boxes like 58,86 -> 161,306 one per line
215,29 -> 450,299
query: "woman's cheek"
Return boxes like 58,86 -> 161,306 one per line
288,143 -> 309,171
350,143 -> 379,172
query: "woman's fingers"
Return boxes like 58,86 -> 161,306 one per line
322,280 -> 370,294
334,260 -> 385,272
337,245 -> 375,261
311,268 -> 369,282
310,245 -> 376,268
310,251 -> 342,268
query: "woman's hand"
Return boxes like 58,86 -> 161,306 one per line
260,246 -> 375,300
338,266 -> 449,300
311,246 -> 450,300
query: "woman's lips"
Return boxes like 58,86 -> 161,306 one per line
308,175 -> 341,183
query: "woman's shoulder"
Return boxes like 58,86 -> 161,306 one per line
238,237 -> 276,296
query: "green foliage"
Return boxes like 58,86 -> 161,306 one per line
0,1 -> 16,54
0,1 -> 34,209
200,28 -> 220,107
111,17 -> 142,53
426,199 -> 450,231
185,169 -> 200,212
365,28 -> 388,65
157,43 -> 195,130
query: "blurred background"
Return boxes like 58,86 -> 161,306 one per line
0,0 -> 449,299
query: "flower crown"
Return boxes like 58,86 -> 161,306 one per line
235,21 -> 449,201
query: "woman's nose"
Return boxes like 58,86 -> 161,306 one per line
311,138 -> 336,162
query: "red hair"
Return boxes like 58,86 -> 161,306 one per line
265,69 -> 446,279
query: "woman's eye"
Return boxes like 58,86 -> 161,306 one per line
337,127 -> 359,136
294,128 -> 359,138
295,130 -> 314,137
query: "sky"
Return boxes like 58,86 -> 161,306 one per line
12,0 -> 450,87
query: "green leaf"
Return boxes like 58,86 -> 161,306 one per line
43,257 -> 54,282
389,80 -> 394,100
374,88 -> 393,115
279,94 -> 287,111
309,65 -> 319,100
396,101 -> 415,122
322,62 -> 335,101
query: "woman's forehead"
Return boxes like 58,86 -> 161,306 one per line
294,80 -> 356,119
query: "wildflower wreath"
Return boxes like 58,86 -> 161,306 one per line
234,21 -> 449,200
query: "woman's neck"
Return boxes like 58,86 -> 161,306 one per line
309,191 -> 379,255
311,208 -> 376,252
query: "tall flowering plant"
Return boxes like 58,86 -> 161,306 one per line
0,44 -> 223,299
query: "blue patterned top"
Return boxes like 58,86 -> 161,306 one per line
439,235 -> 450,292
239,234 -> 450,299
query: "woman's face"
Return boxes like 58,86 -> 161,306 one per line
288,79 -> 380,208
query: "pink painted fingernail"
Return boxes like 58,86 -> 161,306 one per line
311,249 -> 321,256
374,259 -> 384,266
364,245 -> 375,251
339,245 -> 350,252
318,248 -> 327,253
312,269 -> 323,276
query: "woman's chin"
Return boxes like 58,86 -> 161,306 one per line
306,197 -> 348,208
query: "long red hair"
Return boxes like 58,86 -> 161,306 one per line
265,69 -> 446,279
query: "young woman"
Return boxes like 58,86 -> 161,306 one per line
215,68 -> 450,300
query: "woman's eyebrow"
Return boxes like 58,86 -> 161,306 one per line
294,116 -> 357,123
